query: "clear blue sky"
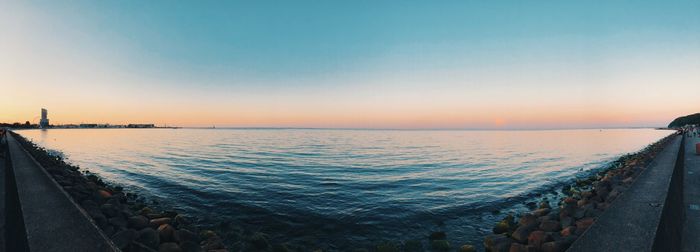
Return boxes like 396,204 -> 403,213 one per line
2,1 -> 699,128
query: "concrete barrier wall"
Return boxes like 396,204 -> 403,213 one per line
567,135 -> 684,252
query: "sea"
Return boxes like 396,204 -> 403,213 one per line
17,128 -> 672,250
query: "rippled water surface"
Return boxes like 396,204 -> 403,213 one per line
18,128 -> 671,249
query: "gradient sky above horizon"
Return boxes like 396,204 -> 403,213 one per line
2,1 -> 699,129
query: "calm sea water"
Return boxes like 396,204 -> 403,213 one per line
18,128 -> 671,250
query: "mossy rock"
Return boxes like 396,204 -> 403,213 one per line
431,240 -> 450,251
403,240 -> 423,252
459,244 -> 476,252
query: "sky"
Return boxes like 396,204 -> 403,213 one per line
1,1 -> 699,129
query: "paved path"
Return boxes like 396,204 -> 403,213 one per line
567,135 -> 683,252
5,133 -> 117,252
682,134 -> 700,252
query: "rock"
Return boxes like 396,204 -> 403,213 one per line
136,228 -> 160,249
511,223 -> 538,243
429,231 -> 447,240
179,241 -> 201,252
484,234 -> 514,252
532,208 -> 550,217
493,221 -> 511,234
173,214 -> 189,227
199,230 -> 217,240
560,226 -> 576,237
403,240 -> 423,252
108,216 -> 128,229
129,215 -> 150,229
100,204 -> 120,217
560,217 -> 573,229
430,240 -> 450,251
519,214 -> 538,226
140,207 -> 153,215
248,232 -> 269,249
510,243 -> 538,252
527,230 -> 552,248
459,244 -> 476,252
150,217 -> 171,228
111,229 -> 137,249
540,201 -> 551,209
174,229 -> 196,243
539,220 -> 561,232
541,241 -> 564,252
576,217 -> 595,229
98,189 -> 112,199
202,236 -> 225,250
159,242 -> 182,252
573,208 -> 585,219
158,224 -> 176,242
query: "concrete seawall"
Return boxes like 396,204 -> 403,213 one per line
567,134 -> 684,252
1,132 -> 118,251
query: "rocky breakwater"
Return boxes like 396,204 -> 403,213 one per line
483,132 -> 678,252
11,132 -> 230,252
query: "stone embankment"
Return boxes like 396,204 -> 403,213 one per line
5,131 -> 231,252
482,132 -> 681,252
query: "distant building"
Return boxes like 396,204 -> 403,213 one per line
79,124 -> 98,128
39,108 -> 50,128
127,124 -> 155,128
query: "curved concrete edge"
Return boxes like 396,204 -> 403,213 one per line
6,132 -> 119,252
567,134 -> 683,252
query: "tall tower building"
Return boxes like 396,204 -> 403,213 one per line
40,108 -> 50,128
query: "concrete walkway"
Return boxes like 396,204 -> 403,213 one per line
682,135 -> 700,252
5,133 -> 118,252
568,134 -> 683,252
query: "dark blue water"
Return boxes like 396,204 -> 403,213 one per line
19,128 -> 671,250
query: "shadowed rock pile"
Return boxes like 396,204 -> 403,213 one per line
11,132 -> 228,252
483,132 -> 678,252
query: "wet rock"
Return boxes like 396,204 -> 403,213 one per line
539,220 -> 561,232
527,230 -> 552,248
559,217 -> 573,229
493,221 -> 511,234
158,224 -> 176,242
511,223 -> 538,243
484,234 -> 514,252
179,241 -> 201,252
136,228 -> 160,249
173,214 -> 189,228
560,226 -> 576,237
100,204 -> 119,217
150,217 -> 171,228
158,242 -> 182,252
174,229 -> 196,243
199,230 -> 217,240
111,229 -> 138,250
201,236 -> 225,250
129,215 -> 150,229
109,216 -> 128,228
530,208 -> 549,219
575,217 -> 595,233
98,189 -> 112,199
519,214 -> 538,226
140,207 -> 153,215
429,231 -> 447,241
430,240 -> 450,251
539,201 -> 551,209
459,244 -> 476,252
247,232 -> 269,250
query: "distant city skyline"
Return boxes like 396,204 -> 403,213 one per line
2,1 -> 699,129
